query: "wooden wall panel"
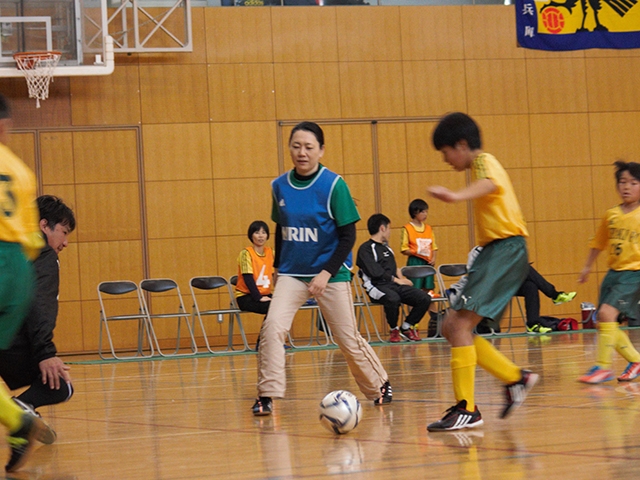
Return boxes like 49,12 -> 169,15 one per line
318,125 -> 345,175
527,59 -> 588,114
57,243 -> 82,303
55,302 -> 85,353
70,66 -> 141,126
6,132 -> 36,173
341,124 -> 373,175
75,183 -> 142,242
465,60 -> 529,115
403,61 -> 467,117
532,167 -> 594,222
216,234 -> 257,281
377,123 -> 407,173
82,298 -> 145,352
586,57 -> 640,112
400,6 -> 463,61
73,130 -> 139,183
476,115 -> 531,169
210,121 -> 279,179
271,8 -> 339,63
343,173 -> 376,227
336,7 -> 402,62
430,224 -> 472,265
78,241 -> 145,301
140,64 -> 209,124
148,237 -> 219,288
405,122 -> 440,172
207,64 -> 276,122
212,178 -> 274,237
339,62 -> 405,119
204,8 -> 273,64
588,112 -> 640,165
0,77 -> 71,129
143,123 -> 212,181
379,172 -> 411,227
145,180 -> 215,239
40,132 -> 74,185
461,6 -> 525,60
273,63 -> 342,120
534,220 -> 594,275
408,170 -> 468,227
529,114 -> 591,167
591,165 -> 622,214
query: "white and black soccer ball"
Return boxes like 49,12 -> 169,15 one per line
319,390 -> 362,434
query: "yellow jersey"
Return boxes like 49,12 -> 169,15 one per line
589,205 -> 640,271
0,143 -> 43,260
471,153 -> 528,246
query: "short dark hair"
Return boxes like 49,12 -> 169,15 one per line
614,160 -> 640,183
37,195 -> 76,232
289,121 -> 325,147
367,213 -> 390,235
408,198 -> 429,218
432,112 -> 482,151
248,220 -> 269,241
0,93 -> 11,120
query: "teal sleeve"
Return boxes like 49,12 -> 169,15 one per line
330,177 -> 360,227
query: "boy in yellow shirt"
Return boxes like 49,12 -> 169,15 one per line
426,112 -> 538,431
0,93 -> 51,471
578,161 -> 640,383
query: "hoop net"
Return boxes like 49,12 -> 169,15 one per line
13,51 -> 62,108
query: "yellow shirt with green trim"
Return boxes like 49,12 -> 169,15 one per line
471,153 -> 528,247
590,205 -> 640,271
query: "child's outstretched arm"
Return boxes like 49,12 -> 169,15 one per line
578,248 -> 600,284
428,179 -> 496,203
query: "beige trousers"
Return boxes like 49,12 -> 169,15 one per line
257,275 -> 389,400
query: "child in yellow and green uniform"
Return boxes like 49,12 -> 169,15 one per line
578,161 -> 640,384
426,112 -> 538,432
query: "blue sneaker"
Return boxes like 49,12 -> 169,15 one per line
578,366 -> 614,384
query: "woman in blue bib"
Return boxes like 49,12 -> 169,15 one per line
252,122 -> 392,416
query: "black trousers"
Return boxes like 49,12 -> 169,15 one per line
370,284 -> 431,329
516,266 -> 560,327
0,349 -> 73,409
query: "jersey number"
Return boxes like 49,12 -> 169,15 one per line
0,174 -> 16,217
256,265 -> 271,289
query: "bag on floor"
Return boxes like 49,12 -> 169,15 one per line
557,318 -> 578,331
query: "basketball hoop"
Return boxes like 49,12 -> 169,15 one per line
13,51 -> 61,108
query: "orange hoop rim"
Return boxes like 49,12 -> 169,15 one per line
13,51 -> 61,69
13,51 -> 62,60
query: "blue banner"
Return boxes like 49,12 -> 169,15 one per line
515,0 -> 640,51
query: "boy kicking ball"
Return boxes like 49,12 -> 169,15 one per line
578,161 -> 640,384
426,112 -> 538,432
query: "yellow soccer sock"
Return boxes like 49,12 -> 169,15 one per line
614,327 -> 640,363
0,388 -> 24,433
451,345 -> 477,411
596,322 -> 617,369
474,335 -> 521,384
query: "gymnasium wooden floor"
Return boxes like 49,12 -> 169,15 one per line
6,329 -> 640,479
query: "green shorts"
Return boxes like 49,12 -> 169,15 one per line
599,269 -> 640,318
0,242 -> 35,349
406,255 -> 435,290
451,236 -> 528,320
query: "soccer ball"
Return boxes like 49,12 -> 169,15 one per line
318,390 -> 362,434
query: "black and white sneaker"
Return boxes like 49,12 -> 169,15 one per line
12,398 -> 56,445
500,369 -> 539,419
373,381 -> 392,406
252,397 -> 273,416
427,400 -> 483,432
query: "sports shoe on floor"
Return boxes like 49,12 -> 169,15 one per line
427,400 -> 484,432
389,328 -> 402,343
578,366 -> 615,384
373,381 -> 392,406
500,369 -> 539,419
553,291 -> 577,305
617,362 -> 640,382
12,398 -> 56,445
401,327 -> 422,342
6,412 -> 50,472
252,397 -> 273,416
526,324 -> 553,334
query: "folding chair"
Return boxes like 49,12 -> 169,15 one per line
98,281 -> 154,360
352,273 -> 385,343
434,263 -> 469,338
139,278 -> 198,357
288,299 -> 334,348
401,265 -> 448,338
190,276 -> 250,353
